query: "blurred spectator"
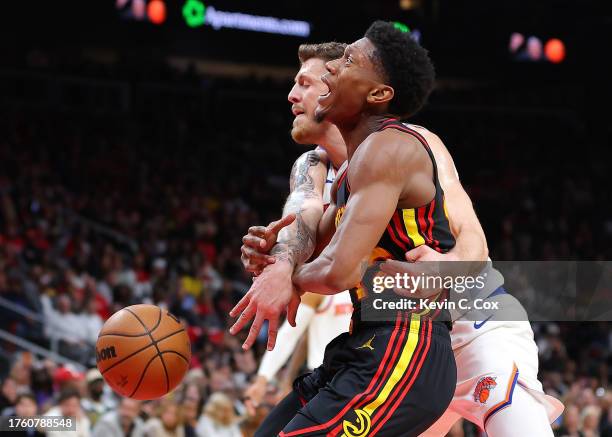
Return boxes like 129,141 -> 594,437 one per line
81,368 -> 115,427
582,405 -> 602,437
178,383 -> 202,437
11,392 -> 45,437
197,392 -> 242,437
556,404 -> 581,436
0,377 -> 17,411
92,397 -> 144,437
143,398 -> 184,437
41,294 -> 92,363
239,405 -> 270,437
45,388 -> 91,437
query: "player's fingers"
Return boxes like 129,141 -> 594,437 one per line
287,293 -> 301,327
229,304 -> 256,335
242,234 -> 268,250
268,213 -> 296,235
247,226 -> 267,238
405,245 -> 430,262
241,245 -> 276,266
229,294 -> 251,319
380,259 -> 412,275
242,313 -> 265,350
266,317 -> 279,351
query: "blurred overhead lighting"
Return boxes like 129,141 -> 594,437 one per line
400,0 -> 422,10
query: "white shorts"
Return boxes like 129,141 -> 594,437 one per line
421,293 -> 564,435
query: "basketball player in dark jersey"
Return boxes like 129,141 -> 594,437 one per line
235,21 -> 457,436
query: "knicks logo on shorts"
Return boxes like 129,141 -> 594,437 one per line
342,409 -> 371,437
473,376 -> 497,404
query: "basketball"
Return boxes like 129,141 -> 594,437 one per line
96,304 -> 191,400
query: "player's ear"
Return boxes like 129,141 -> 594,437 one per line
367,84 -> 394,106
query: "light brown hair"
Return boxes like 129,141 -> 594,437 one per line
298,42 -> 347,64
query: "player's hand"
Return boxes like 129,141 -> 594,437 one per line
241,214 -> 297,275
380,246 -> 458,298
229,260 -> 301,351
244,375 -> 268,417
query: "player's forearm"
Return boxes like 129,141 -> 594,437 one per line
270,151 -> 325,267
450,225 -> 488,262
293,251 -> 363,294
272,197 -> 323,267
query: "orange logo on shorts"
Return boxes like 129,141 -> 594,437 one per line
473,376 -> 497,404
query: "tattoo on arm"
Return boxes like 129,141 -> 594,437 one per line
273,151 -> 322,266
289,151 -> 320,196
272,212 -> 316,266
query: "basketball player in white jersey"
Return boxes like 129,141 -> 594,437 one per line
238,43 -> 563,436
244,149 -> 352,413
240,43 -> 354,418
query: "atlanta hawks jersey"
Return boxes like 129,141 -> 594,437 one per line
334,118 -> 456,324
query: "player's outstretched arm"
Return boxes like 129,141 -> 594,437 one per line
231,151 -> 328,351
240,149 -> 327,274
293,132 -> 421,294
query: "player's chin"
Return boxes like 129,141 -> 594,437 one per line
291,124 -> 316,145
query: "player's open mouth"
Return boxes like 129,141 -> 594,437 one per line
318,74 -> 333,102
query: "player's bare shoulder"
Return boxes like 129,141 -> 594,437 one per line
289,148 -> 328,192
350,128 -> 425,182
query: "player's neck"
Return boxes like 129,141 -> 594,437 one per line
339,114 -> 389,161
318,128 -> 348,169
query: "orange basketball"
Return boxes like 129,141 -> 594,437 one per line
96,304 -> 191,400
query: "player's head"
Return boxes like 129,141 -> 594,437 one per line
315,21 -> 435,124
288,42 -> 346,145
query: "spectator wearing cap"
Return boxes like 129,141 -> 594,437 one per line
52,365 -> 84,392
81,368 -> 115,427
45,388 -> 91,437
92,397 -> 145,437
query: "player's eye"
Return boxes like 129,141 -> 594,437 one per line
345,56 -> 354,66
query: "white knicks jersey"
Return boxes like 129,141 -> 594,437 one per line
309,152 -> 351,368
307,292 -> 353,369
322,157 -> 337,206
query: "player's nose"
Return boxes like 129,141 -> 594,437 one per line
325,59 -> 339,74
288,84 -> 301,104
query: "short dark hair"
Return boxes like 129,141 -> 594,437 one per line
57,388 -> 80,404
364,20 -> 435,118
298,42 -> 347,64
16,392 -> 37,405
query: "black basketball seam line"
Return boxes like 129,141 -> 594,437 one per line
100,328 -> 185,376
98,307 -> 164,339
160,350 -> 190,364
125,307 -> 170,394
128,353 -> 159,398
